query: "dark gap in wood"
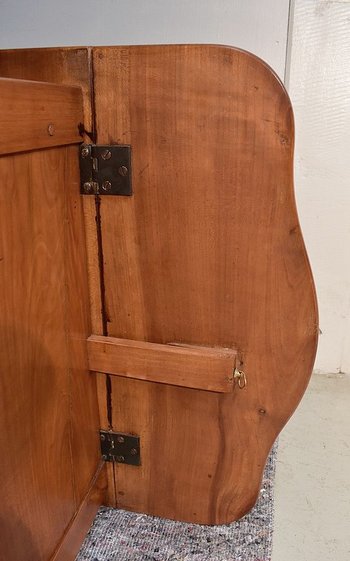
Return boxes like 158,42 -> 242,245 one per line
105,374 -> 113,429
90,50 -> 113,430
94,195 -> 108,337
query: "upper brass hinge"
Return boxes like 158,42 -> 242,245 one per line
79,144 -> 132,196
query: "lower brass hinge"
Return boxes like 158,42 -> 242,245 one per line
100,430 -> 141,465
80,144 -> 132,196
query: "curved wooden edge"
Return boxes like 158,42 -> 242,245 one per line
89,43 -> 319,524
0,44 -> 319,525
0,77 -> 83,155
87,335 -> 238,393
50,463 -> 107,561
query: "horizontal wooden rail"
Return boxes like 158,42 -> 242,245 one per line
0,77 -> 83,155
87,335 -> 237,393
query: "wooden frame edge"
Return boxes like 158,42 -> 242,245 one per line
50,462 -> 107,561
87,334 -> 237,393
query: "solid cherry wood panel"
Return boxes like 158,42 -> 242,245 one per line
87,335 -> 237,392
0,78 -> 83,154
0,47 -> 93,134
0,45 -> 318,526
93,45 -> 318,523
0,46 -> 114,503
0,80 -> 101,560
62,145 -> 102,506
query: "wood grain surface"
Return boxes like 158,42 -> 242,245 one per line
92,45 -> 318,523
0,47 -> 93,134
0,45 -> 318,528
50,464 -> 107,561
0,79 -> 101,560
87,335 -> 237,392
0,46 -> 114,504
0,78 -> 83,154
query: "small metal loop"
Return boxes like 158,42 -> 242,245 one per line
233,368 -> 247,389
238,371 -> 247,389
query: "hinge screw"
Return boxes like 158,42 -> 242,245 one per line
117,435 -> 125,444
102,180 -> 112,192
100,433 -> 105,441
116,455 -> 125,463
81,146 -> 90,158
83,182 -> 94,193
130,448 -> 138,456
101,149 -> 112,160
118,165 -> 128,177
101,454 -> 107,461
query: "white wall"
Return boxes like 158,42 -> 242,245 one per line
287,0 -> 350,373
0,0 -> 290,80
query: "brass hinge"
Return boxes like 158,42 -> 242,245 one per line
100,430 -> 141,465
79,144 -> 132,196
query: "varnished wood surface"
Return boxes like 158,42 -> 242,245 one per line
0,79 -> 101,560
93,45 -> 318,523
87,335 -> 237,392
0,45 -> 113,505
0,78 -> 83,154
0,47 -> 93,134
0,45 -> 318,527
0,46 -> 104,331
50,464 -> 107,561
62,146 -> 101,506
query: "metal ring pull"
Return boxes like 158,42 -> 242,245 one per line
233,368 -> 247,389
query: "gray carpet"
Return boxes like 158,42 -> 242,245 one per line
76,445 -> 277,561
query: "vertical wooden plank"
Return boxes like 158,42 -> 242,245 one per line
0,46 -> 105,335
63,144 -> 101,504
0,148 -> 77,561
92,44 -> 318,523
96,373 -> 117,506
0,48 -> 93,133
0,48 -> 112,504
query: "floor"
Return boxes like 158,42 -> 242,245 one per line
272,373 -> 350,561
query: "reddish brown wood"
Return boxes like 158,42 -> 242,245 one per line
0,46 -> 114,505
0,45 -> 318,530
0,47 -> 93,133
87,335 -> 237,392
50,464 -> 107,561
93,45 -> 318,523
0,79 -> 101,561
0,78 -> 83,154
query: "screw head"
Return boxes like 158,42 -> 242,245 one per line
116,455 -> 125,463
118,165 -> 128,177
47,123 -> 55,136
101,149 -> 112,160
83,182 -> 94,193
102,180 -> 112,192
100,433 -> 106,441
130,448 -> 138,456
101,454 -> 108,461
81,146 -> 90,158
117,435 -> 125,444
